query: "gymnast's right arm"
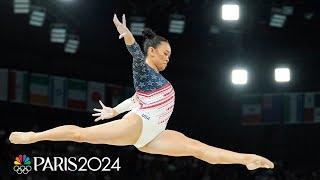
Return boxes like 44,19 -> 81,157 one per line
113,94 -> 138,115
92,94 -> 139,122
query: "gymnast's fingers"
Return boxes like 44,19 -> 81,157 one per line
94,116 -> 103,122
119,33 -> 127,39
92,113 -> 101,117
122,14 -> 126,26
113,14 -> 121,27
93,108 -> 102,112
99,100 -> 106,108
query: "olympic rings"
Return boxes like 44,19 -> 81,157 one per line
13,165 -> 32,174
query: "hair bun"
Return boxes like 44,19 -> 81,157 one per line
142,28 -> 156,39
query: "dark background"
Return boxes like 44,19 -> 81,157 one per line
0,0 -> 320,179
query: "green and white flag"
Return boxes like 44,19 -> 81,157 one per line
29,73 -> 49,105
67,79 -> 87,110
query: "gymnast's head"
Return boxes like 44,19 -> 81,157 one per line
142,28 -> 171,72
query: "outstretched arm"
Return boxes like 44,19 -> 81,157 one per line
92,94 -> 139,122
113,14 -> 145,63
114,94 -> 139,115
113,14 -> 135,45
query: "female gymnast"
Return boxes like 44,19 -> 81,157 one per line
9,14 -> 274,171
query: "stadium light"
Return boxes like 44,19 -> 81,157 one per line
232,69 -> 247,85
222,4 -> 239,21
269,14 -> 286,28
14,0 -> 30,14
129,16 -> 145,36
275,67 -> 290,82
168,14 -> 186,34
50,24 -> 67,43
29,7 -> 46,27
269,6 -> 294,28
64,35 -> 80,54
282,6 -> 294,16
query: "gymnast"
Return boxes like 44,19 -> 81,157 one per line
9,14 -> 274,171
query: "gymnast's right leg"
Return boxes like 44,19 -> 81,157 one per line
9,113 -> 143,146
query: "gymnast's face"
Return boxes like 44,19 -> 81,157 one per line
148,41 -> 171,72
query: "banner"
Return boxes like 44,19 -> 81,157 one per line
262,94 -> 283,124
50,76 -> 66,108
29,73 -> 49,105
283,93 -> 304,123
67,79 -> 87,110
241,95 -> 262,124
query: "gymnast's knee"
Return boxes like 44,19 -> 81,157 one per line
187,139 -> 205,158
66,125 -> 85,142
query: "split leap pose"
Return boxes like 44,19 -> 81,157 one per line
9,14 -> 274,171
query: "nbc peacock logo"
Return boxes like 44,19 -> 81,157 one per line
13,154 -> 32,174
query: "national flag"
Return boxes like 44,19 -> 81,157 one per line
49,76 -> 66,108
87,81 -> 105,111
262,94 -> 283,124
8,70 -> 29,103
304,93 -> 315,122
29,73 -> 49,106
241,95 -> 262,124
67,79 -> 87,110
283,93 -> 304,124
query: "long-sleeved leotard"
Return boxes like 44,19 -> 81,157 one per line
126,42 -> 175,148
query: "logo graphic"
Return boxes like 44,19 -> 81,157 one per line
13,154 -> 32,174
142,113 -> 150,120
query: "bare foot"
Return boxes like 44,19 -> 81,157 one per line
9,132 -> 37,144
244,154 -> 274,170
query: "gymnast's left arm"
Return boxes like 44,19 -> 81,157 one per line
113,14 -> 145,63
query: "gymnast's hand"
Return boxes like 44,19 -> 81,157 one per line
113,14 -> 130,39
92,100 -> 118,122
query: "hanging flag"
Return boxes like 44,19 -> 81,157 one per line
87,81 -> 105,112
241,95 -> 262,124
8,70 -> 29,103
283,93 -> 304,124
49,76 -> 66,108
29,73 -> 49,106
304,93 -> 315,122
0,69 -> 8,101
262,94 -> 283,124
67,79 -> 87,110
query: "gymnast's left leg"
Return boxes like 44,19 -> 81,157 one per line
138,130 -> 274,170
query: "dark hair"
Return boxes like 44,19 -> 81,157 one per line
142,28 -> 168,55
